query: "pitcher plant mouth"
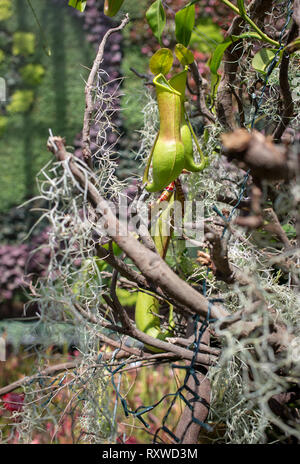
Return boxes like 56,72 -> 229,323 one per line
168,68 -> 188,103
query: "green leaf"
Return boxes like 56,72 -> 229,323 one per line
175,4 -> 195,47
282,224 -> 297,239
0,0 -> 13,21
174,43 -> 194,66
104,0 -> 125,17
68,0 -> 86,12
146,0 -> 166,46
209,32 -> 262,75
149,48 -> 173,75
237,0 -> 246,17
190,17 -> 224,54
209,37 -> 233,75
20,64 -> 45,86
252,48 -> 278,74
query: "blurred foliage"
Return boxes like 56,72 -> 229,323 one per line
0,202 -> 46,243
0,115 -> 8,135
119,0 -> 148,135
0,0 -> 94,212
12,31 -> 35,55
190,16 -> 224,54
0,0 -> 13,21
116,0 -> 149,179
0,349 -> 81,444
0,320 -> 82,349
120,44 -> 148,134
20,63 -> 45,86
282,223 -> 297,239
0,347 -> 186,444
7,89 -> 34,112
0,226 -> 51,303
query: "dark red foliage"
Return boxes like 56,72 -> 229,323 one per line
2,393 -> 25,412
0,228 -> 51,303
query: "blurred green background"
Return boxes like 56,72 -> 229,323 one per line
0,0 -> 94,212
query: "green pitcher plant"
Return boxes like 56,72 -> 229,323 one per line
144,69 -> 208,193
143,74 -> 185,193
135,291 -> 174,352
135,187 -> 182,352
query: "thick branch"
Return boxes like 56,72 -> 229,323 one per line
175,327 -> 211,444
47,137 -> 229,323
216,15 -> 243,131
221,129 -> 298,181
216,0 -> 275,130
273,21 -> 299,142
293,0 -> 300,28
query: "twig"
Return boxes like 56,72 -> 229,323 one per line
0,361 -> 79,396
262,208 -> 293,251
130,67 -> 154,86
234,183 -> 263,229
189,62 -> 215,125
216,0 -> 275,130
110,267 -> 134,334
82,14 -> 130,161
96,243 -> 148,288
229,83 -> 245,127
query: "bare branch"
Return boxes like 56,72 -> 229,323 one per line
82,14 -> 130,161
189,62 -> 215,125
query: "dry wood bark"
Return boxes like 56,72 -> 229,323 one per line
221,129 -> 299,181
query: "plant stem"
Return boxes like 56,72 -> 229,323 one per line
220,0 -> 240,15
26,0 -> 51,56
220,0 -> 280,47
185,112 -> 207,168
243,12 -> 280,47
